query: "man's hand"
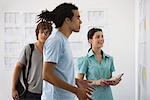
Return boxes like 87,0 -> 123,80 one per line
75,87 -> 92,100
76,79 -> 95,94
12,89 -> 19,100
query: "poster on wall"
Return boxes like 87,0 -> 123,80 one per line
0,12 -> 37,69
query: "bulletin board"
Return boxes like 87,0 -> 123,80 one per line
137,0 -> 150,99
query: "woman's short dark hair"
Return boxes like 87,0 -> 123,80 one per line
37,3 -> 78,28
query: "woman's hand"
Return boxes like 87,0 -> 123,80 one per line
109,78 -> 121,86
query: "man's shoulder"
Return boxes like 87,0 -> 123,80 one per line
46,32 -> 60,42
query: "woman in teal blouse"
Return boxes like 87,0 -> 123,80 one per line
77,28 -> 121,100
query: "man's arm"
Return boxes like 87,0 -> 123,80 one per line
12,63 -> 23,100
43,62 -> 91,100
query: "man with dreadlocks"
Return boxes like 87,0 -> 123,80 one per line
39,3 -> 94,100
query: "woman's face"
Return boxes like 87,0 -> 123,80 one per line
38,29 -> 50,43
90,31 -> 104,48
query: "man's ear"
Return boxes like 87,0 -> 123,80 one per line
65,17 -> 71,23
88,39 -> 92,44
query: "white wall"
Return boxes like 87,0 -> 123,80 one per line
0,0 -> 135,100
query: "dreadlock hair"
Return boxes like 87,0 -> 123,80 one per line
37,3 -> 78,28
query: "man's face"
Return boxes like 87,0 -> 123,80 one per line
69,10 -> 82,32
38,29 -> 50,43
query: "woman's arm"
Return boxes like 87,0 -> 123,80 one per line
76,73 -> 84,80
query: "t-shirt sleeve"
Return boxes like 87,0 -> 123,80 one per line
43,38 -> 61,64
18,45 -> 29,66
110,57 -> 115,72
77,56 -> 88,74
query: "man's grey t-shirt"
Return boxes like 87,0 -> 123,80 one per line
18,43 -> 43,94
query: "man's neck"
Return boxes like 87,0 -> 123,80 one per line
58,26 -> 72,38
